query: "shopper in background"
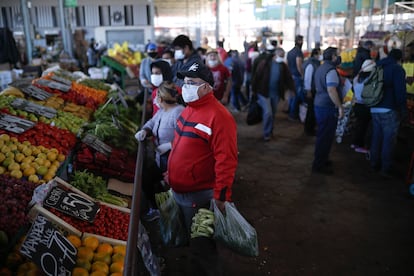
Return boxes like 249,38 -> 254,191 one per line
135,81 -> 184,221
370,48 -> 407,178
287,35 -> 305,121
216,39 -> 228,63
224,49 -> 247,112
353,40 -> 374,76
251,47 -> 295,141
150,60 -> 174,116
171,34 -> 202,87
140,43 -> 159,94
87,38 -> 98,68
161,49 -> 175,67
351,59 -> 374,154
165,61 -> 237,275
303,48 -> 322,136
205,48 -> 232,104
312,47 -> 344,175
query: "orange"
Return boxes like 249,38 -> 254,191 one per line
112,245 -> 126,256
110,261 -> 124,274
110,273 -> 123,276
75,258 -> 91,271
57,153 -> 66,162
90,271 -> 107,276
96,243 -> 113,255
47,151 -> 57,162
28,174 -> 39,183
23,166 -> 36,177
66,235 -> 81,248
111,253 -> 125,263
82,236 -> 99,251
77,246 -> 94,262
93,251 -> 111,265
42,172 -> 55,182
91,261 -> 109,274
72,267 -> 89,276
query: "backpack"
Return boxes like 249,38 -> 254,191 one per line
361,65 -> 384,107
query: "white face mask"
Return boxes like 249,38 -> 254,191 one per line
150,74 -> 163,87
275,57 -> 284,63
162,58 -> 172,65
207,60 -> 218,67
318,55 -> 323,61
182,83 -> 202,103
174,49 -> 185,60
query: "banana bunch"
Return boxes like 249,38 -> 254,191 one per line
44,95 -> 65,109
340,48 -> 357,64
62,102 -> 93,120
155,189 -> 173,208
0,86 -> 25,98
190,208 -> 215,239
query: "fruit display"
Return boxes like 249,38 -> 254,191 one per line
1,234 -> 43,276
67,235 -> 126,275
47,203 -> 130,241
340,48 -> 357,68
0,133 -> 66,184
107,42 -> 142,66
0,175 -> 36,237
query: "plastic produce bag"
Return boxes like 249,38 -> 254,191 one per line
212,200 -> 259,257
157,189 -> 188,247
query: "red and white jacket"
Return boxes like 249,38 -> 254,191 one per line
167,92 -> 238,201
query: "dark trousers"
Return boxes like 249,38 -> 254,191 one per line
313,106 -> 338,170
351,103 -> 371,148
304,97 -> 316,134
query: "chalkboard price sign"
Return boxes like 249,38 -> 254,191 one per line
44,186 -> 100,222
20,214 -> 77,275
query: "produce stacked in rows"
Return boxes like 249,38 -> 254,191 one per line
74,95 -> 141,182
47,203 -> 130,241
0,234 -> 42,276
67,235 -> 126,276
0,134 -> 66,183
70,170 -> 129,208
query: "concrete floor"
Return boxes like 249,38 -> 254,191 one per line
147,107 -> 414,276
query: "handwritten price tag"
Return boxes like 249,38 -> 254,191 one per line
44,186 -> 100,222
20,214 -> 77,275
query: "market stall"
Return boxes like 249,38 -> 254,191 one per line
0,67 -> 158,275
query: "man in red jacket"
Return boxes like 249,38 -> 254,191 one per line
165,61 -> 238,275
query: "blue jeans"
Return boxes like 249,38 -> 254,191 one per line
257,94 -> 279,138
230,85 -> 248,110
313,106 -> 338,170
370,110 -> 400,173
289,75 -> 304,119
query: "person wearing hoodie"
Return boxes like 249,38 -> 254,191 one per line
171,34 -> 203,87
370,48 -> 407,178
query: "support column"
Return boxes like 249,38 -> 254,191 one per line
21,0 -> 32,64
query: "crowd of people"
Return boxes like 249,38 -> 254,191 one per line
133,33 -> 408,274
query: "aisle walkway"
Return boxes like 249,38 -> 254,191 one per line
151,108 -> 414,276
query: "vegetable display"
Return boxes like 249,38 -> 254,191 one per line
70,170 -> 128,207
47,204 -> 130,241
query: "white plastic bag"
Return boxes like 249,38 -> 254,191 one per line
212,200 -> 259,257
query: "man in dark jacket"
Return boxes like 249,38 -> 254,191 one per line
171,34 -> 203,87
370,49 -> 407,178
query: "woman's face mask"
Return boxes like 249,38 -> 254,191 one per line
150,74 -> 163,87
318,55 -> 323,61
162,58 -> 172,65
182,83 -> 203,103
174,49 -> 185,60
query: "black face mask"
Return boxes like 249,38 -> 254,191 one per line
148,52 -> 158,58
